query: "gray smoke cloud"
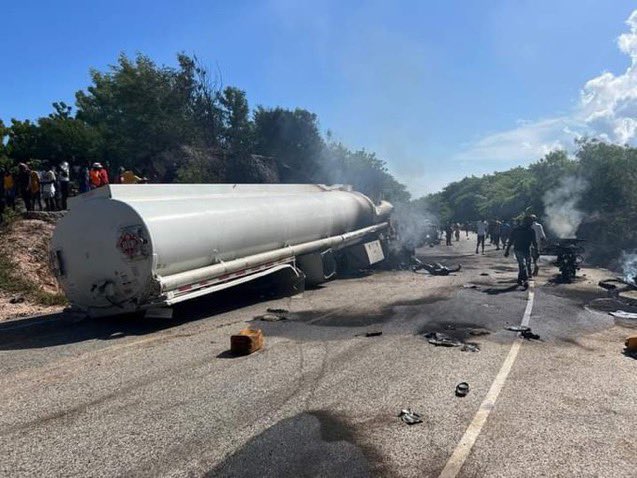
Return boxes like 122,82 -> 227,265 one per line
543,176 -> 588,238
391,202 -> 438,251
621,252 -> 637,286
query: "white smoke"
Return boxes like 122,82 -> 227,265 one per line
543,176 -> 588,238
391,202 -> 437,250
621,252 -> 637,286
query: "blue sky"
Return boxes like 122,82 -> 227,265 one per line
2,0 -> 637,196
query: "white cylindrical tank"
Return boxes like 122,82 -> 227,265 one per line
50,184 -> 392,316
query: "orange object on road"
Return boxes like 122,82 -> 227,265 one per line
625,335 -> 637,351
231,328 -> 264,355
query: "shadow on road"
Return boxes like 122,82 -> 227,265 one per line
0,269 -> 300,351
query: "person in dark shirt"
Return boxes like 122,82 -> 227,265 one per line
504,216 -> 537,287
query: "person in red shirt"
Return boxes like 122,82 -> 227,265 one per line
99,164 -> 109,186
90,163 -> 110,189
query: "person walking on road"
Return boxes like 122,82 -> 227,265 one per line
476,220 -> 488,254
504,215 -> 538,288
464,222 -> 470,237
500,220 -> 512,248
445,223 -> 453,246
530,214 -> 547,276
492,220 -> 502,250
454,223 -> 461,242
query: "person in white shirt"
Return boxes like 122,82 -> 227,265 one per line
530,214 -> 546,276
476,220 -> 488,254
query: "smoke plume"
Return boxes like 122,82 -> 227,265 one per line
621,252 -> 637,286
543,176 -> 588,238
391,202 -> 437,250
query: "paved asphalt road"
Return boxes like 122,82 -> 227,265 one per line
1,234 -> 636,477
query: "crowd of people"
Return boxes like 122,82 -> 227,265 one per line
442,215 -> 547,289
0,161 -> 145,220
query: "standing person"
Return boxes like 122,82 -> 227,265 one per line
530,214 -> 547,276
504,215 -> 538,288
492,220 -> 502,250
16,163 -> 32,211
79,163 -> 90,193
3,169 -> 15,210
500,220 -> 512,248
30,169 -> 42,211
464,222 -> 470,237
89,163 -> 103,189
99,163 -> 110,187
41,165 -> 57,211
454,223 -> 461,241
445,223 -> 453,246
476,219 -> 488,254
58,161 -> 70,210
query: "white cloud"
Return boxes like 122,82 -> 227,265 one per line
457,9 -> 637,162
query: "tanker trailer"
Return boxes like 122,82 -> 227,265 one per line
50,184 -> 393,317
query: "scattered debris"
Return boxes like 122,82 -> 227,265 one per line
398,409 -> 423,425
9,295 -> 25,304
423,332 -> 463,347
413,262 -> 462,276
266,308 -> 289,314
461,343 -> 480,352
230,328 -> 264,356
520,329 -> 541,340
463,283 -> 480,289
258,313 -> 287,322
505,325 -> 530,333
365,331 -> 383,337
480,272 -> 490,276
469,328 -> 490,336
455,382 -> 470,397
610,310 -> 637,320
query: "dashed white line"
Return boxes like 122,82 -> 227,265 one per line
439,281 -> 536,478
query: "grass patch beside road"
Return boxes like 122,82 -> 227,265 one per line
0,250 -> 67,306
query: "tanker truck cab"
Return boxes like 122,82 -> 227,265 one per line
51,184 -> 393,318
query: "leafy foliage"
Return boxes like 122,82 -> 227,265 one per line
3,52 -> 407,203
420,140 -> 637,267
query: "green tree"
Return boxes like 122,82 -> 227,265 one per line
253,107 -> 324,182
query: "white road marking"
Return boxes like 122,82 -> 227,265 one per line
439,282 -> 536,478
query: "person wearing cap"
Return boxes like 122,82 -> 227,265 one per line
89,163 -> 103,189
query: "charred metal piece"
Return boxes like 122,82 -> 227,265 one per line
413,262 -> 462,276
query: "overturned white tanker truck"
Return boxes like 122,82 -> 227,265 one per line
50,184 -> 393,317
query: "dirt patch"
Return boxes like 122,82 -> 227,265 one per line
0,219 -> 65,319
0,219 -> 59,294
